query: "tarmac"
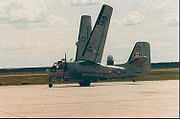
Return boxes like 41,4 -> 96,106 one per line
0,80 -> 179,118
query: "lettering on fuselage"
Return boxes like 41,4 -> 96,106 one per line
100,16 -> 107,26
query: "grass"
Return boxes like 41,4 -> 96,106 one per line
0,68 -> 179,86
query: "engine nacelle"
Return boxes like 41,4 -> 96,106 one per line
107,55 -> 114,65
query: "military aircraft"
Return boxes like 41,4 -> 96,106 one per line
46,4 -> 151,88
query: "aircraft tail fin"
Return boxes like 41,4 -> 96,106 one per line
75,15 -> 92,61
127,42 -> 151,73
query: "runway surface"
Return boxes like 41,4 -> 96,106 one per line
0,80 -> 179,118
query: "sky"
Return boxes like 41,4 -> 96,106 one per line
0,0 -> 179,68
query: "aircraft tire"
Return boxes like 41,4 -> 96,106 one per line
79,80 -> 91,86
49,83 -> 53,88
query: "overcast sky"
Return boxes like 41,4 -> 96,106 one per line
0,0 -> 179,68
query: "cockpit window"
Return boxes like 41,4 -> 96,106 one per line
51,60 -> 64,70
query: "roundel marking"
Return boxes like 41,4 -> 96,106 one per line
81,37 -> 86,42
117,69 -> 121,74
109,68 -> 112,73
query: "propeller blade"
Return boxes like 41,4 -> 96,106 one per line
62,69 -> 65,80
62,53 -> 67,80
65,53 -> 66,64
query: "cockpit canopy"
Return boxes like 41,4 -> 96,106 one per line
51,59 -> 66,69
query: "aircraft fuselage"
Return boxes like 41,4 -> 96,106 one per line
47,61 -> 146,82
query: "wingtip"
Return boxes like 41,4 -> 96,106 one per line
81,15 -> 91,17
136,42 -> 150,45
102,4 -> 113,10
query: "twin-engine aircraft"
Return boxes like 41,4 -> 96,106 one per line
46,4 -> 151,88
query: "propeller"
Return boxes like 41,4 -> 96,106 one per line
62,53 -> 67,80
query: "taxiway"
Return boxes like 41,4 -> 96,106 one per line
0,80 -> 179,117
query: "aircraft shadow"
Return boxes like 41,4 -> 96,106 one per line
53,84 -> 114,88
52,82 -> 142,88
123,83 -> 142,85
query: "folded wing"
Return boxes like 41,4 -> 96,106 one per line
75,15 -> 92,61
81,4 -> 113,63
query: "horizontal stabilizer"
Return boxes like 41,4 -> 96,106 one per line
128,56 -> 147,65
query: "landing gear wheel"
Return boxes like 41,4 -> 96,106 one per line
79,80 -> 91,87
49,83 -> 53,88
48,77 -> 53,88
132,78 -> 136,82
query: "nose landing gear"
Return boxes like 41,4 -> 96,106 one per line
79,80 -> 91,86
48,76 -> 53,88
132,77 -> 136,82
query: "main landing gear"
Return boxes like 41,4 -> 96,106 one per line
48,77 -> 53,88
132,77 -> 136,82
79,80 -> 91,87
